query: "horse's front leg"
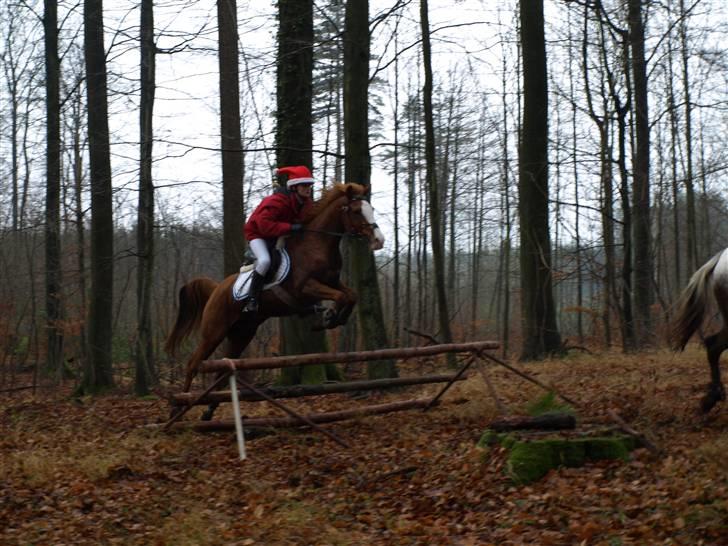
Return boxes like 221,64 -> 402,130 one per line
332,282 -> 357,326
299,279 -> 355,329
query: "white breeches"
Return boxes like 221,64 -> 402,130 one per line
249,238 -> 271,275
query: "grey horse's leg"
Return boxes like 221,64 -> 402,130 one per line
702,331 -> 727,413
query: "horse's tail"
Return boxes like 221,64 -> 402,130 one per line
164,277 -> 218,357
669,251 -> 724,351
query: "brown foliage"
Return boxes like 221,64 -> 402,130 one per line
1,348 -> 727,544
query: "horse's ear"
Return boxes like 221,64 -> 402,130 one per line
345,184 -> 355,200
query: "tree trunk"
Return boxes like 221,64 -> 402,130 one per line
666,31 -> 682,294
135,0 -> 156,395
392,31 -> 401,347
679,0 -> 697,269
617,96 -> 635,352
276,0 -> 330,384
81,0 -> 115,393
44,0 -> 63,378
343,0 -> 396,379
499,38 -> 512,357
517,0 -> 562,360
567,12 -> 584,345
420,0 -> 454,363
218,0 -> 244,278
628,0 -> 652,346
71,86 -> 87,366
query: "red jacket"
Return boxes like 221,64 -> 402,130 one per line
244,191 -> 309,241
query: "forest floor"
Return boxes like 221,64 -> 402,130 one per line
1,346 -> 727,545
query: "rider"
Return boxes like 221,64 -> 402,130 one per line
243,165 -> 315,311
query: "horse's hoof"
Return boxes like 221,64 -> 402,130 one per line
700,397 -> 717,414
200,409 -> 215,421
322,308 -> 337,329
699,389 -> 724,413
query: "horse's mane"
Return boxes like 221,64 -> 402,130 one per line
301,182 -> 367,223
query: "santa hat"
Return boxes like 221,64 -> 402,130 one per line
275,165 -> 315,188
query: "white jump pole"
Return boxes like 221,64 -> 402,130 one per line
229,373 -> 246,460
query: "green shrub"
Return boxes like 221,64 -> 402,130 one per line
526,391 -> 574,416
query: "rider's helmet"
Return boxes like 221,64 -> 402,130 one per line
275,165 -> 316,189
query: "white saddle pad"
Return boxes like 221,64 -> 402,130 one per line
232,249 -> 291,302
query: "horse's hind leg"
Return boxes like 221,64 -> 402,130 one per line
182,335 -> 225,393
200,370 -> 227,421
702,330 -> 727,413
201,320 -> 261,421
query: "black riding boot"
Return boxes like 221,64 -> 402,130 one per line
246,271 -> 265,312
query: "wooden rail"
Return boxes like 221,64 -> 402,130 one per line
166,398 -> 432,432
170,373 -> 468,406
199,341 -> 499,373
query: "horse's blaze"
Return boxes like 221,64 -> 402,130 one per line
362,201 -> 385,250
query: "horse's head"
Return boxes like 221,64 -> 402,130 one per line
341,185 -> 385,251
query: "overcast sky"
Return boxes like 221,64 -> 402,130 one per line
101,0 -> 509,246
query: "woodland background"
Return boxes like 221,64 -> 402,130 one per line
1,0 -> 728,393
2,1 -> 728,544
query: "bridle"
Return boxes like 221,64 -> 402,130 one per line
303,196 -> 379,240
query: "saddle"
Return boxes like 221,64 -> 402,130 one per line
241,240 -> 283,283
232,243 -> 291,302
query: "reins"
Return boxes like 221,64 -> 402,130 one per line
302,225 -> 378,239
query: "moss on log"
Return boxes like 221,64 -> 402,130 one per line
478,429 -> 640,484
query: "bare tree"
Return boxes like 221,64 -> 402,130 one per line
135,0 -> 156,395
419,0 -> 454,358
628,0 -> 652,347
43,0 -> 63,378
276,0 -> 332,384
517,0 -> 562,360
218,0 -> 244,277
343,0 -> 395,378
81,0 -> 115,393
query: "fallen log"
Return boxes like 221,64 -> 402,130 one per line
170,373 -> 468,406
200,341 -> 499,373
487,413 -> 577,432
165,398 -> 432,432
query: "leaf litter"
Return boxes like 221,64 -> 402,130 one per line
1,347 -> 727,545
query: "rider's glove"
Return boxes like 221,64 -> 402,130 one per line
290,224 -> 304,233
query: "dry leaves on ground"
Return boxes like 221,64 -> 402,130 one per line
1,347 -> 727,545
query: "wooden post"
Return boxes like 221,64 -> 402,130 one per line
229,373 -> 246,460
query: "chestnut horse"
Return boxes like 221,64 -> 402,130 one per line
164,183 -> 385,395
669,248 -> 728,412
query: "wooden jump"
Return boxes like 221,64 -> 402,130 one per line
165,340 -> 501,457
